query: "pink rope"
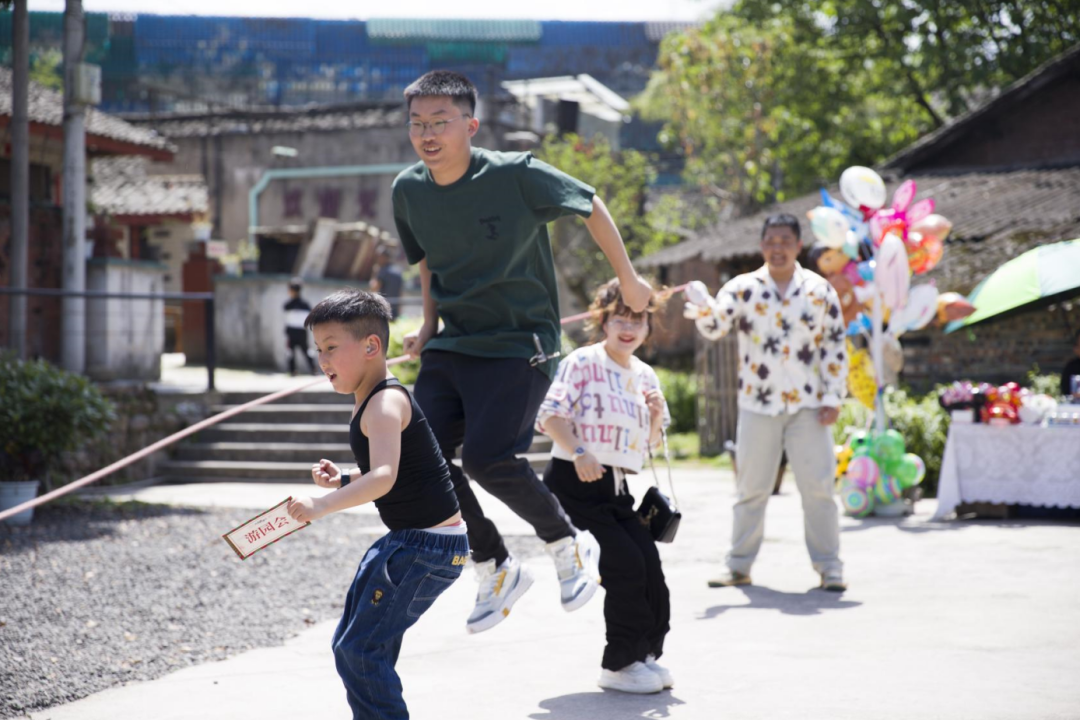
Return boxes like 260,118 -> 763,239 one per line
0,285 -> 691,523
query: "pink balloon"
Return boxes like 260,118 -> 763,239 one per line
847,455 -> 881,490
906,198 -> 935,226
842,260 -> 862,286
892,180 -> 917,212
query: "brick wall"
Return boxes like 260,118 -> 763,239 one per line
901,302 -> 1080,391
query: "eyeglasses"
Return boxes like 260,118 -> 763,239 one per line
405,115 -> 471,137
608,316 -> 647,330
762,238 -> 800,251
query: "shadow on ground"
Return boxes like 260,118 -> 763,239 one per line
530,690 -> 685,719
0,499 -> 206,546
698,585 -> 861,619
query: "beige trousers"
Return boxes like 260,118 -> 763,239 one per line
727,408 -> 842,575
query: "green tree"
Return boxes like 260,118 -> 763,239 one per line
536,133 -> 682,304
637,1 -> 1079,210
29,48 -> 63,91
734,0 -> 1080,123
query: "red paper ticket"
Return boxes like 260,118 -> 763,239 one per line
222,497 -> 310,560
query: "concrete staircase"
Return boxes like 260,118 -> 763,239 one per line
160,390 -> 553,483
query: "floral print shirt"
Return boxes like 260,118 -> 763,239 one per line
694,264 -> 849,416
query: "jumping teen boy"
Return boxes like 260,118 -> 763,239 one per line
394,69 -> 654,633
286,289 -> 466,720
537,279 -> 673,694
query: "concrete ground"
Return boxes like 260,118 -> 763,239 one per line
40,466 -> 1080,720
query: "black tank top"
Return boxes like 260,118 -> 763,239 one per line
349,378 -> 459,531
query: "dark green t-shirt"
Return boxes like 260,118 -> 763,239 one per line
392,147 -> 595,379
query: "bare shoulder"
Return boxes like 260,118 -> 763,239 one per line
360,387 -> 412,435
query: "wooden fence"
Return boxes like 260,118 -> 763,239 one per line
695,332 -> 740,455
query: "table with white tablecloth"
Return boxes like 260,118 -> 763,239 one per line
934,423 -> 1080,519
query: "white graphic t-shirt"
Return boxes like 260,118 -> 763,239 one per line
536,343 -> 670,474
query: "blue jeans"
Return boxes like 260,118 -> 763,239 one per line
332,529 -> 468,720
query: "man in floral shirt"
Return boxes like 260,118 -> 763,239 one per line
685,213 -> 849,591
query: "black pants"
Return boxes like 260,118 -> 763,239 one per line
544,458 -> 670,671
286,329 -> 317,374
413,350 -> 575,565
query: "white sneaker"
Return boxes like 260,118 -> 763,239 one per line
465,556 -> 534,634
598,662 -> 664,694
645,654 -> 674,689
546,531 -> 601,612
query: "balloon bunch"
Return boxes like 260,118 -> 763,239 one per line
837,429 -> 925,518
938,381 -> 1057,425
981,382 -> 1025,425
807,166 -> 966,340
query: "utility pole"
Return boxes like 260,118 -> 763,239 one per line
8,0 -> 29,358
62,0 -> 87,373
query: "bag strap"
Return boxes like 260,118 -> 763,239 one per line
646,429 -> 679,509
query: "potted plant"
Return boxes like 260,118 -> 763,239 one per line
0,354 -> 115,525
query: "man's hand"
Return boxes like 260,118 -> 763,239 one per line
620,274 -> 653,313
573,452 -> 605,483
402,322 -> 436,359
312,459 -> 342,488
818,406 -> 840,426
287,495 -> 326,523
645,388 -> 666,422
684,280 -> 712,307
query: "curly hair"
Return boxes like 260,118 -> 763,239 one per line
584,278 -> 668,343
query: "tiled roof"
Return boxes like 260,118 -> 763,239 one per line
638,169 -> 1080,294
0,67 -> 173,156
366,19 -> 542,42
125,103 -> 405,138
883,43 -> 1080,174
91,157 -> 208,218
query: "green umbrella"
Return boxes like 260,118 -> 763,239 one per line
945,238 -> 1080,333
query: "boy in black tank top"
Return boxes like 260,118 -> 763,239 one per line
286,289 -> 466,720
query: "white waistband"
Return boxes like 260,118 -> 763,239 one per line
421,520 -> 469,536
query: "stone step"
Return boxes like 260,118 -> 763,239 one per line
158,453 -> 552,482
210,404 -> 353,424
192,425 -> 554,454
174,442 -> 354,463
217,390 -> 352,406
196,423 -> 350,444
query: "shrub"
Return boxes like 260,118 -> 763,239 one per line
654,367 -> 697,434
0,354 -> 116,488
386,317 -> 423,386
833,388 -> 948,498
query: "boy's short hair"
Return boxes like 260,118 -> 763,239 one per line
288,277 -> 303,292
305,289 -> 392,351
404,70 -> 478,115
761,213 -> 801,242
586,278 -> 667,342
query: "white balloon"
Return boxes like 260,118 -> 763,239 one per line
891,284 -> 939,336
876,233 -> 910,312
840,166 -> 887,210
808,206 -> 849,249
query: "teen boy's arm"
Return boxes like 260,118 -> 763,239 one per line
286,391 -> 407,523
403,258 -> 438,358
583,195 -> 653,313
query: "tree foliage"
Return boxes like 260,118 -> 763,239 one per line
536,134 -> 682,304
638,1 -> 1080,210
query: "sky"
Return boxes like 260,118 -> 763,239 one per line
27,0 -> 730,22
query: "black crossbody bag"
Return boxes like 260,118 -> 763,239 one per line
637,430 -> 681,543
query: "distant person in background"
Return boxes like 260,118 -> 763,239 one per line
372,249 -> 404,318
1061,329 -> 1080,399
285,278 -> 318,376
